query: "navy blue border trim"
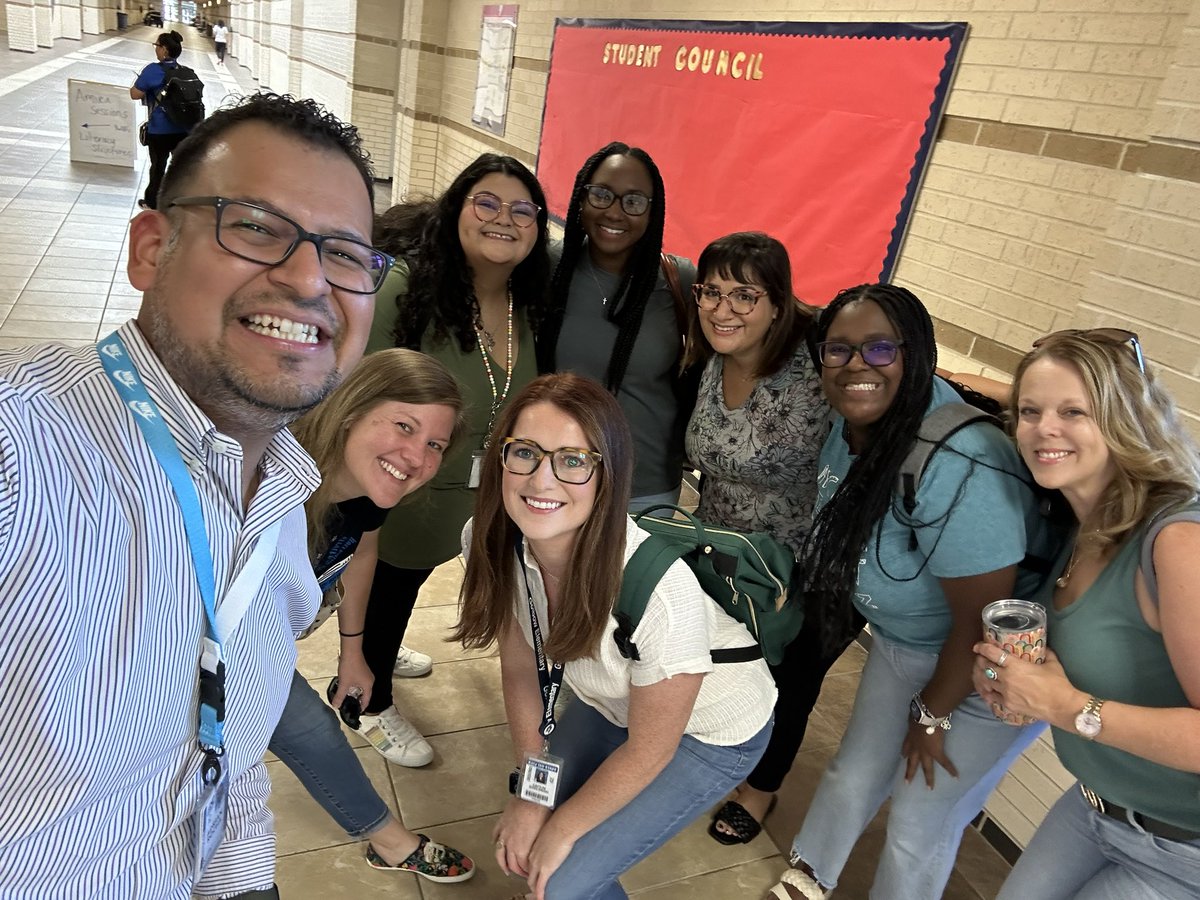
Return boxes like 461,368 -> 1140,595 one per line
539,18 -> 970,283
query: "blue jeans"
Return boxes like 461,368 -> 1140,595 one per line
998,783 -> 1200,899
543,700 -> 771,900
267,670 -> 390,837
792,633 -> 1042,900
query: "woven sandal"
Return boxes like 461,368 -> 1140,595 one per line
366,834 -> 475,883
708,796 -> 777,845
768,866 -> 830,900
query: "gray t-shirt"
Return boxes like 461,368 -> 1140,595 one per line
551,244 -> 696,497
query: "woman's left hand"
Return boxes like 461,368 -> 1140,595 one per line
334,650 -> 375,709
901,722 -> 958,789
973,643 -> 1079,725
526,821 -> 576,900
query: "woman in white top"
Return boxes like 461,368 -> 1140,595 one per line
454,373 -> 775,900
212,20 -> 228,63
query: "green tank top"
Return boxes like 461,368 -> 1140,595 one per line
1045,508 -> 1200,829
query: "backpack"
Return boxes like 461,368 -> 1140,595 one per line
155,64 -> 205,128
612,505 -> 802,666
895,385 -> 1058,575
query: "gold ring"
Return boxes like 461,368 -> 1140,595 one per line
997,651 -> 1009,666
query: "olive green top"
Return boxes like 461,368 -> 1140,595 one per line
366,264 -> 538,569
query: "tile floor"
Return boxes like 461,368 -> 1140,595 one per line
1,27 -> 1012,899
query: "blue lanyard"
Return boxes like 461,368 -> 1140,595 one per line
97,333 -> 226,782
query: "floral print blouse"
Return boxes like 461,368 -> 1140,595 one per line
685,347 -> 828,556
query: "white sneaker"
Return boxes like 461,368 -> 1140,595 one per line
393,645 -> 433,678
359,706 -> 434,767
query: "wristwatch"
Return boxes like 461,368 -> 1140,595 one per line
909,693 -> 952,735
1074,696 -> 1105,740
508,767 -> 521,794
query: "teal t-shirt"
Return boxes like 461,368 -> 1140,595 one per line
816,378 -> 1049,652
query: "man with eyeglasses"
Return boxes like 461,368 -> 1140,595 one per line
0,93 -> 389,899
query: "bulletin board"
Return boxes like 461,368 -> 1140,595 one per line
537,19 -> 968,304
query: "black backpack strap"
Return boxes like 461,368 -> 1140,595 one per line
1140,504 -> 1200,605
898,403 -> 996,514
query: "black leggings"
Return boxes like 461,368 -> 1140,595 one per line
360,560 -> 432,715
745,609 -> 866,793
143,131 -> 186,209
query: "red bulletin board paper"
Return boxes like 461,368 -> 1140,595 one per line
537,21 -> 966,305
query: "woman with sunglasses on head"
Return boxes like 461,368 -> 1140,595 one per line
130,30 -> 193,210
357,154 -> 550,768
269,348 -> 475,884
769,284 -> 1060,900
455,373 -> 775,900
970,330 -> 1200,900
538,142 -> 696,512
680,233 -> 841,846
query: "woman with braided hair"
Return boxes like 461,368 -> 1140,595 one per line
769,283 -> 1060,900
537,142 -> 696,511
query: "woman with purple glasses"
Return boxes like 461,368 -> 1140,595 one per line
973,329 -> 1200,900
768,284 -> 1061,900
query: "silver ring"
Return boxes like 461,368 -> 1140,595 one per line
984,666 -> 998,681
495,840 -> 505,849
997,651 -> 1009,666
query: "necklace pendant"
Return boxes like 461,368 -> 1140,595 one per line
1055,575 -> 1068,589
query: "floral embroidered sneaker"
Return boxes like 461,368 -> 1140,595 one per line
366,834 -> 475,883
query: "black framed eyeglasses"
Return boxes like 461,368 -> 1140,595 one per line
1032,328 -> 1146,374
816,339 -> 905,368
166,196 -> 394,294
500,437 -> 603,485
693,284 -> 766,315
582,184 -> 651,217
465,192 -> 541,228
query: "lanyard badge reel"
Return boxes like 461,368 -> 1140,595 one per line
97,333 -> 232,877
516,541 -> 565,808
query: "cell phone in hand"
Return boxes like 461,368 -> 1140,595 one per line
325,677 -> 362,730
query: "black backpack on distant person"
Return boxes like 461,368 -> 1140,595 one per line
155,63 -> 205,128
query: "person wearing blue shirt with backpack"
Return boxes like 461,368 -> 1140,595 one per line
131,30 -> 192,210
768,283 -> 1061,900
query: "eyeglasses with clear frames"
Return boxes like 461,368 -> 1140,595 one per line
166,196 -> 394,294
500,437 -> 603,485
693,284 -> 767,315
466,192 -> 541,228
582,184 -> 652,217
1032,328 -> 1146,374
816,340 -> 905,368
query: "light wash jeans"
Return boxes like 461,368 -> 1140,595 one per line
267,669 -> 391,837
792,633 -> 1042,900
998,782 -> 1200,899
543,699 -> 772,900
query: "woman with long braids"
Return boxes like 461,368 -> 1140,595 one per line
356,154 -> 550,767
769,283 -> 1059,900
537,142 -> 696,511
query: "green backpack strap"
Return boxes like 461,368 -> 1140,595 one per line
612,534 -> 685,661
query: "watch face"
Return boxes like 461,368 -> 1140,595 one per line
909,698 -> 923,723
1075,710 -> 1102,738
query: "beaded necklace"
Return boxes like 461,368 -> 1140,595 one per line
476,288 -> 514,447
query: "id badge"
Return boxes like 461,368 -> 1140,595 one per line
518,750 -> 564,808
468,451 -> 485,489
193,771 -> 230,879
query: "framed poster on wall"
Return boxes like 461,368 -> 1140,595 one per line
537,19 -> 968,304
